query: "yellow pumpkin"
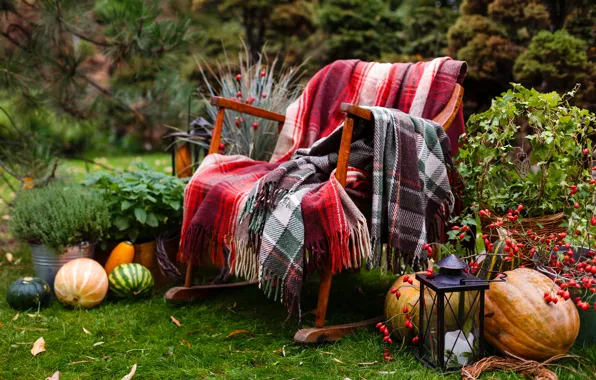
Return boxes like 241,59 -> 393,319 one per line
384,273 -> 475,343
54,258 -> 108,308
484,268 -> 580,361
104,241 -> 135,275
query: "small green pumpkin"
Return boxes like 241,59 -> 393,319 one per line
478,239 -> 522,280
6,277 -> 51,310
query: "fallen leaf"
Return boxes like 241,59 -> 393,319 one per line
357,361 -> 378,366
378,371 -> 395,375
319,351 -> 334,355
45,371 -> 60,380
15,342 -> 34,345
179,340 -> 191,348
15,327 -> 48,331
5,253 -> 13,262
332,358 -> 344,364
12,313 -> 19,321
0,322 -> 3,328
27,313 -> 42,318
13,258 -> 21,265
31,337 -> 45,356
170,316 -> 182,327
68,360 -> 94,366
121,364 -> 137,380
226,329 -> 252,338
83,327 -> 90,335
93,341 -> 104,347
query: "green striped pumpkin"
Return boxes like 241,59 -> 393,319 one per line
479,239 -> 522,280
108,263 -> 154,299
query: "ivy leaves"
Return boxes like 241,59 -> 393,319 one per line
457,84 -> 596,217
84,163 -> 188,243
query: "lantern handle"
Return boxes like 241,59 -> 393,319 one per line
460,273 -> 507,285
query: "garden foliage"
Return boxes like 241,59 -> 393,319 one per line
84,163 -> 187,243
9,183 -> 110,252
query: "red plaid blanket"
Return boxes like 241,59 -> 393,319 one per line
178,58 -> 467,273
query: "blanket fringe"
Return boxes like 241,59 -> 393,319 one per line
180,223 -> 229,268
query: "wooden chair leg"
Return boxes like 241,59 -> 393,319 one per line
184,262 -> 194,287
315,268 -> 333,328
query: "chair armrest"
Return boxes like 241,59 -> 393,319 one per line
210,97 -> 286,123
208,96 -> 286,155
335,84 -> 464,187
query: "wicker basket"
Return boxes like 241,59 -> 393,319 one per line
480,212 -> 566,245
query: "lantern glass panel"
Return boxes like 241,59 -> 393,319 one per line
419,287 -> 483,369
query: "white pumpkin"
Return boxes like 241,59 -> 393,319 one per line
54,258 -> 108,308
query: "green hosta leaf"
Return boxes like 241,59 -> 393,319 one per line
134,207 -> 147,224
168,200 -> 181,210
114,216 -> 130,231
146,212 -> 159,227
121,200 -> 133,210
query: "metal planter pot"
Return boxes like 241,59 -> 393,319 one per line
29,242 -> 96,290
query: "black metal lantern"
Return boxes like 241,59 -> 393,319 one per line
415,254 -> 492,371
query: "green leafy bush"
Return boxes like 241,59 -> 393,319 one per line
457,84 -> 596,216
84,163 -> 187,243
9,184 -> 110,252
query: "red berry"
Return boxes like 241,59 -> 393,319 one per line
376,322 -> 382,329
252,122 -> 258,130
412,336 -> 420,344
388,338 -> 393,345
260,70 -> 266,77
581,302 -> 590,311
218,143 -> 225,150
403,275 -> 410,282
570,186 -> 578,195
262,93 -> 267,98
563,291 -> 570,300
402,307 -> 409,313
235,74 -> 242,80
584,148 -> 590,155
459,233 -> 465,240
575,203 -> 580,209
383,336 -> 389,342
390,288 -> 397,294
236,91 -> 242,98
235,119 -> 240,127
552,296 -> 558,304
395,290 -> 401,299
591,217 -> 596,226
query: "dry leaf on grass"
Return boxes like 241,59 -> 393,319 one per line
5,253 -> 13,262
0,322 -> 3,328
332,358 -> 344,364
31,337 -> 45,356
93,342 -> 104,347
12,313 -> 19,321
15,327 -> 48,331
45,371 -> 60,380
179,340 -> 191,348
27,313 -> 42,318
357,361 -> 378,366
226,329 -> 252,338
121,364 -> 137,380
170,316 -> 182,327
82,327 -> 90,335
68,360 -> 94,366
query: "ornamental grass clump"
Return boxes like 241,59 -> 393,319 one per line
9,183 -> 110,252
195,49 -> 304,161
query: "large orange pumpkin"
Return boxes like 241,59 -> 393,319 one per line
484,268 -> 580,360
54,258 -> 108,308
384,274 -> 474,342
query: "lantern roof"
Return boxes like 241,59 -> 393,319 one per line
436,254 -> 467,270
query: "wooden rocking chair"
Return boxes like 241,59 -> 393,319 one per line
165,83 -> 464,344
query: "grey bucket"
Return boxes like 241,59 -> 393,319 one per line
29,242 -> 96,291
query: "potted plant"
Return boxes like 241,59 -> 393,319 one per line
457,84 -> 596,241
8,183 -> 110,289
84,163 -> 187,283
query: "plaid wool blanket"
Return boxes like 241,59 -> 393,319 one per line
239,109 -> 454,316
178,58 -> 466,314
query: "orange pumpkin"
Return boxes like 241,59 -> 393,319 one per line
484,268 -> 580,360
384,274 -> 473,342
104,241 -> 134,275
54,258 -> 108,308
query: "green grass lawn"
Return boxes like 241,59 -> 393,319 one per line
0,155 -> 595,379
